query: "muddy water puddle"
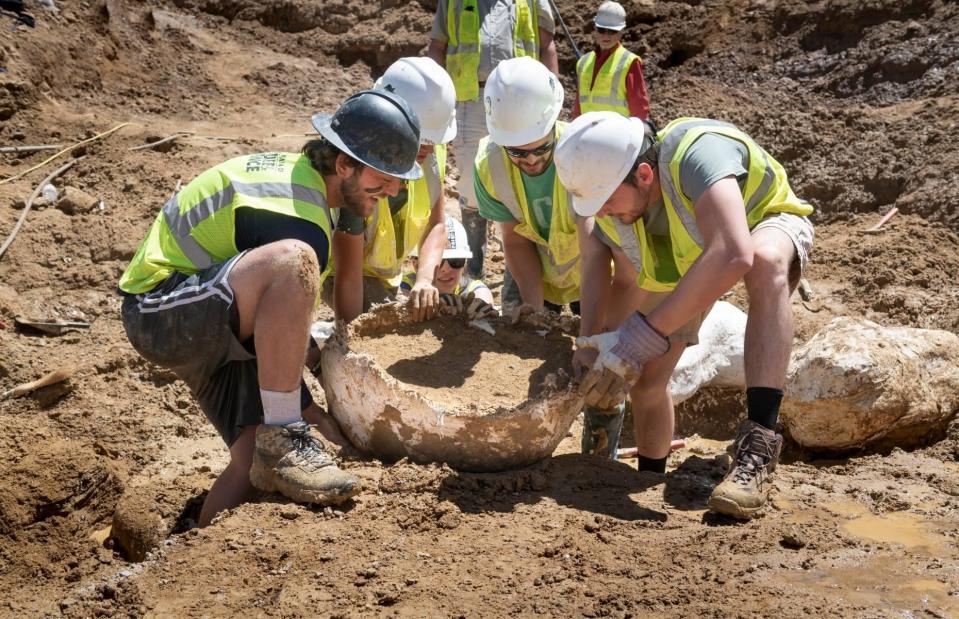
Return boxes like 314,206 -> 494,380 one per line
842,512 -> 949,553
785,556 -> 959,616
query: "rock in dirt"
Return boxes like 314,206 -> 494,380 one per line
56,186 -> 99,215
111,473 -> 209,561
782,318 -> 959,451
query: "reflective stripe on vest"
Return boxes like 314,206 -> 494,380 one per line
360,146 -> 446,284
656,117 -> 813,276
576,46 -> 639,115
446,0 -> 539,102
120,153 -> 333,296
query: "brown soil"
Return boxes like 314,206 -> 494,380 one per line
350,315 -> 575,413
2,0 -> 959,616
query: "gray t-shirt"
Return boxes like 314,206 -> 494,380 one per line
596,133 -> 749,243
431,0 -> 555,82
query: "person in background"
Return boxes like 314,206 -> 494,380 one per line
572,1 -> 649,120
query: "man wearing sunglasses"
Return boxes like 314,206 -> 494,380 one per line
554,112 -> 814,519
572,1 -> 649,121
474,57 -> 580,317
427,0 -> 559,286
326,58 -> 456,324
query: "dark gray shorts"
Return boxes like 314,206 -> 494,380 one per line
120,253 -> 312,447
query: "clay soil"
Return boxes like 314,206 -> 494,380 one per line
1,0 -> 959,616
350,315 -> 575,413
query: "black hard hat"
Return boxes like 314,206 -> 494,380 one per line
311,90 -> 423,180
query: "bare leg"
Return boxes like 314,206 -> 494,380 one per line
228,239 -> 319,393
743,228 -> 798,389
628,344 -> 685,459
198,425 -> 257,527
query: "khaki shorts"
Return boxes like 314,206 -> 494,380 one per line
752,212 -> 815,288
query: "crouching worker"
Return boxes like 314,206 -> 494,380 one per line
117,90 -> 423,526
555,112 -> 814,519
325,57 -> 457,323
398,215 -> 497,320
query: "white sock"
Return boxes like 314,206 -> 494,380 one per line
260,388 -> 302,427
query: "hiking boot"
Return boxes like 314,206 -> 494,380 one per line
250,421 -> 360,505
708,420 -> 783,519
581,403 -> 625,459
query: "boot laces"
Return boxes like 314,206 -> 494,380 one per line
284,423 -> 334,471
730,428 -> 777,486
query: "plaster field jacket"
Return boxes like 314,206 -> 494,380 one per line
446,0 -> 539,101
576,45 -> 641,117
475,122 -> 580,305
120,152 -> 333,296
595,118 -> 814,291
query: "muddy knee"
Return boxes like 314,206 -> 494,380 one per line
269,240 -> 321,299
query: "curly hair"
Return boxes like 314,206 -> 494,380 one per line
302,138 -> 359,175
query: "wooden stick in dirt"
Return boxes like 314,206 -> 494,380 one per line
616,440 -> 686,459
129,132 -> 194,152
0,157 -> 85,261
0,144 -> 65,154
0,123 -> 128,185
1,365 -> 76,400
862,207 -> 899,233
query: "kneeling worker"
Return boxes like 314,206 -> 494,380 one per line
118,91 -> 423,526
555,112 -> 814,518
328,57 -> 457,323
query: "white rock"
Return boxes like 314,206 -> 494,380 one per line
669,301 -> 747,404
782,317 -> 959,451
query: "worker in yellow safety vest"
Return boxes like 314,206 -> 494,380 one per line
573,1 -> 649,120
473,57 -> 581,317
555,112 -> 814,520
326,57 -> 457,323
118,90 -> 423,526
427,0 -> 559,283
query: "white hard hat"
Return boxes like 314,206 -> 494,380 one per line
554,111 -> 652,217
412,215 -> 472,259
483,57 -> 564,147
374,57 -> 457,145
595,1 -> 627,31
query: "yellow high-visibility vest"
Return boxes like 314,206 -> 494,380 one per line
576,45 -> 641,116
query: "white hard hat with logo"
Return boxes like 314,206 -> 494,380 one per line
374,57 -> 457,145
412,216 -> 473,259
595,1 -> 627,31
554,111 -> 652,217
483,57 -> 564,147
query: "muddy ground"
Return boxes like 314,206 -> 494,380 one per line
1,0 -> 958,616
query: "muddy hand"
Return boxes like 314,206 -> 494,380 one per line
464,292 -> 497,320
409,281 -> 440,322
510,303 -> 548,326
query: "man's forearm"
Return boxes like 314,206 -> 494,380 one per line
332,232 -> 365,323
502,225 -> 545,308
538,31 -> 559,76
415,213 -> 446,285
427,39 -> 447,68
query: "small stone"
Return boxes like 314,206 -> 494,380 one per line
56,186 -> 98,215
280,509 -> 299,520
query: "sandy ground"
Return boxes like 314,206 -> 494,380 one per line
1,0 -> 959,616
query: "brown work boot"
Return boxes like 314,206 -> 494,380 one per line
250,421 -> 360,505
708,420 -> 783,519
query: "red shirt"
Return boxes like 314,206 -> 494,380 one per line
572,43 -> 650,120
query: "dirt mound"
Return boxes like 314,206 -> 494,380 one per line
350,313 -> 575,413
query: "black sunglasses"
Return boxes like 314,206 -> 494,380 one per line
443,257 -> 466,269
595,26 -> 619,35
503,140 -> 555,159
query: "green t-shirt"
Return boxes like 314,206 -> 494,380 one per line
475,163 -> 556,240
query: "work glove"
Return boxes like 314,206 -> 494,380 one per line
439,293 -> 464,315
408,281 -> 440,322
464,292 -> 498,320
576,312 -> 670,408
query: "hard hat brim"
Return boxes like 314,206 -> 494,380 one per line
570,190 -> 613,217
312,113 -> 423,181
420,116 -> 457,145
593,19 -> 626,31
